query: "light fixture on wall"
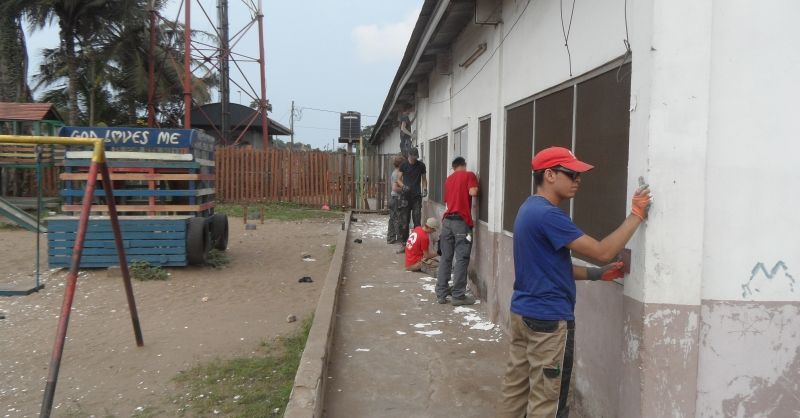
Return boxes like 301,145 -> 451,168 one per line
459,43 -> 487,68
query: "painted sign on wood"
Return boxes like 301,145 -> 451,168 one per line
59,126 -> 197,149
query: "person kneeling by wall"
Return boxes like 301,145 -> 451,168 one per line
405,217 -> 440,277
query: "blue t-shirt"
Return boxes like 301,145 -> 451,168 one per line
511,195 -> 584,321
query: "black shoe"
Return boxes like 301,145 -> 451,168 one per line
437,297 -> 448,304
451,295 -> 476,306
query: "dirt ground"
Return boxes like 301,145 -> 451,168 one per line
0,215 -> 341,417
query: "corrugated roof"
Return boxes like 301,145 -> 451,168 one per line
0,102 -> 63,122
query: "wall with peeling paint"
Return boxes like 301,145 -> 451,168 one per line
697,302 -> 800,417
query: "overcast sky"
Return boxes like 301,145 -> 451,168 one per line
24,0 -> 422,150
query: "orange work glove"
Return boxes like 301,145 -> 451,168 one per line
631,183 -> 652,220
587,262 -> 625,281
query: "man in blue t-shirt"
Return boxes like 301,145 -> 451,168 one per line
498,147 -> 652,418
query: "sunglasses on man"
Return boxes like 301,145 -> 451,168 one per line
550,166 -> 581,181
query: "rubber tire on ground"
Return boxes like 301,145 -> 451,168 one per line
210,213 -> 229,251
187,217 -> 212,265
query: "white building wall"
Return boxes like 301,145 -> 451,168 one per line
449,18 -> 500,172
696,1 -> 800,415
702,0 -> 800,304
382,0 -> 800,416
376,129 -> 401,156
500,0 -> 628,106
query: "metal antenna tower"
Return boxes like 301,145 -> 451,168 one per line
147,0 -> 270,147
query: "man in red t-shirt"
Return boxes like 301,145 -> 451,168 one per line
405,217 -> 440,277
436,157 -> 479,305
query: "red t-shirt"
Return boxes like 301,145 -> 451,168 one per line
405,226 -> 430,267
443,170 -> 479,227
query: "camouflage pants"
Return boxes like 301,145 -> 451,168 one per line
398,194 -> 420,244
387,195 -> 402,243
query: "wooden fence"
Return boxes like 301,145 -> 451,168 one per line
215,147 -> 357,207
360,153 -> 395,210
1,166 -> 59,198
1,147 -> 396,210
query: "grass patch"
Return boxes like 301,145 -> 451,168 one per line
205,249 -> 230,268
215,202 -> 342,221
173,316 -> 313,417
0,222 -> 22,230
129,260 -> 168,281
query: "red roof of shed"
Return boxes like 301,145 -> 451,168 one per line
0,102 -> 64,122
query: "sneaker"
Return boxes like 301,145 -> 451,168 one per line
451,295 -> 476,306
437,296 -> 448,304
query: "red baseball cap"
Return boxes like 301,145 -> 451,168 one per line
531,147 -> 594,172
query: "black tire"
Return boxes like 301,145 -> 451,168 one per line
210,213 -> 229,251
187,217 -> 211,265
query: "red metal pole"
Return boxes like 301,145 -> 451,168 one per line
256,0 -> 270,149
99,161 -> 144,347
40,161 -> 100,418
183,0 -> 192,128
147,1 -> 157,127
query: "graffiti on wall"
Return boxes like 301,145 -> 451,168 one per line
741,261 -> 795,298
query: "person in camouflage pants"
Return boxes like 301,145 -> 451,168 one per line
387,155 -> 405,244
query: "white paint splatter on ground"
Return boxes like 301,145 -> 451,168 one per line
413,323 -> 432,328
355,348 -> 370,352
358,219 -> 388,240
415,330 -> 443,336
417,277 -> 502,341
360,285 -> 374,288
470,321 -> 495,331
302,258 -> 316,262
396,331 -> 407,335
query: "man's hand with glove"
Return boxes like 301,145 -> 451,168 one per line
587,261 -> 625,281
631,178 -> 652,220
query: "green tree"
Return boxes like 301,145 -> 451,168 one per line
16,0 -> 216,126
4,0 -> 137,124
0,13 -> 32,102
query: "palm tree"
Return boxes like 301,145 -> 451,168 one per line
5,0 -> 140,124
0,13 -> 32,102
100,10 -> 218,125
18,0 -> 216,127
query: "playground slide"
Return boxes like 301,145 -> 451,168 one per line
0,196 -> 47,233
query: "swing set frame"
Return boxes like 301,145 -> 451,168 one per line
0,134 -> 143,418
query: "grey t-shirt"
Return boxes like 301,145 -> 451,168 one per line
391,170 -> 400,197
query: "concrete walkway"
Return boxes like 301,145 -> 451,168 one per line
323,214 -> 507,417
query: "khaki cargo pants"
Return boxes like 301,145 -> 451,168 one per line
498,313 -> 575,418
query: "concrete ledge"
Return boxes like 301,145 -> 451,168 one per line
284,211 -> 352,418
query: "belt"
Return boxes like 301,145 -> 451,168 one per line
444,214 -> 463,221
